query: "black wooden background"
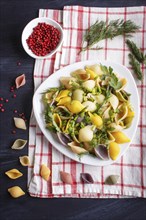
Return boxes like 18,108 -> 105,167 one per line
0,1 -> 146,220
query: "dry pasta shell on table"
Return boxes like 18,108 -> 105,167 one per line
40,164 -> 51,181
105,175 -> 119,185
8,186 -> 25,198
80,173 -> 94,184
60,171 -> 73,184
11,139 -> 27,150
5,169 -> 23,179
15,74 -> 26,89
19,156 -> 30,166
14,117 -> 27,130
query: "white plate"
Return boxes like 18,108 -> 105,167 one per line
33,60 -> 140,166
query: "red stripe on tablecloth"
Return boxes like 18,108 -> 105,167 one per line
140,7 -> 145,197
29,144 -> 35,148
121,6 -> 127,196
64,7 -> 144,16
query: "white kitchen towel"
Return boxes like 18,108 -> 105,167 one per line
28,6 -> 146,198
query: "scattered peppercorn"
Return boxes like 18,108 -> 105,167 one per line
5,99 -> 9,103
1,108 -> 5,112
26,22 -> 61,56
13,94 -> 17,98
11,130 -> 16,134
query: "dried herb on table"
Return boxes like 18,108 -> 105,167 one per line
128,53 -> 143,80
80,19 -> 140,52
126,39 -> 146,64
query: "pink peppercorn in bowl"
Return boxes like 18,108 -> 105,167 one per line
21,17 -> 63,59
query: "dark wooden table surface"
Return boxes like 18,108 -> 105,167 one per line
0,1 -> 146,220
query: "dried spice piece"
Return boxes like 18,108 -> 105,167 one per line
15,74 -> 26,89
13,117 -> 27,130
126,39 -> 146,64
8,186 -> 25,198
40,164 -> 51,181
105,175 -> 119,185
81,19 -> 140,52
5,169 -> 23,179
128,54 -> 143,80
19,156 -> 30,166
80,173 -> 94,184
11,139 -> 27,150
60,171 -> 73,184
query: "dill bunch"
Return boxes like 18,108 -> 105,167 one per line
126,39 -> 146,64
128,53 -> 143,80
81,19 -> 140,52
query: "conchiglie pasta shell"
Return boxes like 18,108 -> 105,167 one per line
68,142 -> 88,154
40,164 -> 51,181
78,126 -> 94,142
8,186 -> 25,198
82,101 -> 96,112
82,80 -> 95,91
85,68 -> 97,79
60,171 -> 73,184
72,89 -> 84,102
19,156 -> 30,166
15,74 -> 26,89
111,131 -> 130,144
11,139 -> 27,150
108,123 -> 124,132
5,169 -> 23,179
66,100 -> 84,114
55,90 -> 70,102
53,113 -> 62,129
60,77 -> 75,89
109,142 -> 120,160
85,64 -> 104,75
115,104 -> 128,123
109,94 -> 119,110
14,117 -> 27,130
71,69 -> 90,81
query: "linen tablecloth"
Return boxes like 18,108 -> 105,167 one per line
28,6 -> 146,198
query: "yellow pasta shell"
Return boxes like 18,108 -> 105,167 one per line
57,96 -> 71,106
88,112 -> 103,128
5,169 -> 23,179
86,68 -> 97,79
66,100 -> 84,114
109,142 -> 120,160
111,131 -> 130,144
40,164 -> 51,181
19,156 -> 30,166
8,186 -> 25,198
53,113 -> 62,128
55,90 -> 70,102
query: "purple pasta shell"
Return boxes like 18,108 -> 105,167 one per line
57,132 -> 71,146
80,173 -> 94,184
94,144 -> 109,160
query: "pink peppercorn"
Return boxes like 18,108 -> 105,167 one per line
13,94 -> 16,98
5,99 -> 9,103
26,22 -> 61,56
12,130 -> 16,134
14,110 -> 18,113
0,97 -> 3,101
1,108 -> 5,112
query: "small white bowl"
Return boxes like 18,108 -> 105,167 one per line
21,17 -> 63,59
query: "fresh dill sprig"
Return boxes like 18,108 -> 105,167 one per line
128,53 -> 143,80
126,39 -> 146,64
81,19 -> 140,52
